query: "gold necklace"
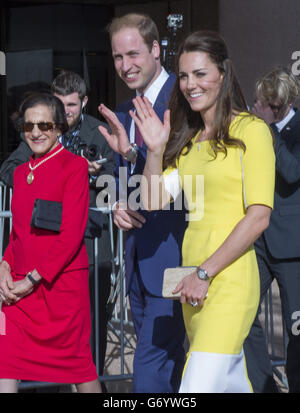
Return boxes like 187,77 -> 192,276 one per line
27,145 -> 64,185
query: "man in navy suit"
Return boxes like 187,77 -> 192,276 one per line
244,67 -> 300,393
99,13 -> 186,392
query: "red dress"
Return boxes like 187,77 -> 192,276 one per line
0,145 -> 98,383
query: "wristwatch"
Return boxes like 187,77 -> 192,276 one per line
26,272 -> 40,286
196,267 -> 210,281
124,143 -> 138,163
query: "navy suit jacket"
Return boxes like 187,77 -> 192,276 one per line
115,73 -> 188,296
260,109 -> 300,259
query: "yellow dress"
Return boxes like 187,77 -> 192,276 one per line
163,113 -> 275,392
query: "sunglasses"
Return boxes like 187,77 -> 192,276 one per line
23,122 -> 56,132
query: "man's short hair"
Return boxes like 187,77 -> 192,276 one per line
256,66 -> 300,106
108,13 -> 160,52
51,70 -> 87,101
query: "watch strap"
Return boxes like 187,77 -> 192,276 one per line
27,272 -> 40,286
196,266 -> 210,281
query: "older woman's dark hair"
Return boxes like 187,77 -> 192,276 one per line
164,30 -> 248,169
12,92 -> 69,135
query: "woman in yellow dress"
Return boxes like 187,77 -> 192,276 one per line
130,31 -> 276,392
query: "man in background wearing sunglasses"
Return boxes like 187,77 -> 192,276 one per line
244,67 -> 300,393
0,70 -> 114,392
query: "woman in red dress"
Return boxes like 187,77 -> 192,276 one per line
0,93 -> 101,392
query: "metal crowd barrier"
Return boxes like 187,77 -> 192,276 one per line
92,207 -> 134,383
0,181 -> 133,391
264,283 -> 289,389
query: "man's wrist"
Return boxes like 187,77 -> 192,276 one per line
112,200 -> 128,212
123,143 -> 138,163
112,200 -> 120,211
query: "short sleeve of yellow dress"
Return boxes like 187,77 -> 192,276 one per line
238,115 -> 275,209
166,113 -> 275,393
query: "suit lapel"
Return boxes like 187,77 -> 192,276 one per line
153,73 -> 176,121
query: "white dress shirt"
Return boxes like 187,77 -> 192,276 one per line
276,107 -> 295,132
129,67 -> 169,145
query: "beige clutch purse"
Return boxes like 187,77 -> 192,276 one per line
162,266 -> 197,299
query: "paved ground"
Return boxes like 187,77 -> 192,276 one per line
104,313 -> 135,393
102,279 -> 288,393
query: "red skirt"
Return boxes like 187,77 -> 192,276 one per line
0,269 -> 97,383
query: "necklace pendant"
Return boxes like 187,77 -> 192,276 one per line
27,171 -> 34,185
27,145 -> 64,185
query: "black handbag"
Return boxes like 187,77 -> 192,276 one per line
31,199 -> 63,232
31,199 -> 102,237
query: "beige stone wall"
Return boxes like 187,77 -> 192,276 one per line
219,0 -> 300,106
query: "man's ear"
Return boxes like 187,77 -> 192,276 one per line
151,40 -> 160,60
82,95 -> 88,109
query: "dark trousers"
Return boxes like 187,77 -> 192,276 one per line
244,236 -> 300,393
129,262 -> 186,393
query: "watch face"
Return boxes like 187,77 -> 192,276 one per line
126,151 -> 135,162
197,268 -> 208,280
125,144 -> 138,162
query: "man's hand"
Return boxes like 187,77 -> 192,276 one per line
86,158 -> 103,176
98,104 -> 131,157
130,96 -> 170,154
252,100 -> 276,125
113,201 -> 146,231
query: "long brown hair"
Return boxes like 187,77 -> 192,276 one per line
164,30 -> 248,169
